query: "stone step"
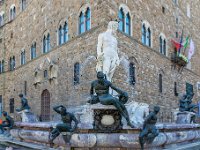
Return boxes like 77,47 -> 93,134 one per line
0,137 -> 52,150
165,142 -> 200,150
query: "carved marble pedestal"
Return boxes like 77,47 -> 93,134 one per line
70,102 -> 149,129
176,111 -> 196,124
74,104 -> 122,132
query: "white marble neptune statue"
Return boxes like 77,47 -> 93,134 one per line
96,21 -> 120,81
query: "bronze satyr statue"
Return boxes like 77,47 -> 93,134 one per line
88,71 -> 134,128
179,93 -> 197,112
0,111 -> 14,134
49,105 -> 78,147
139,106 -> 160,150
16,93 -> 30,112
179,93 -> 198,123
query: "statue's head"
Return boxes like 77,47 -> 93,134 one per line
153,106 -> 160,114
19,93 -> 23,98
97,71 -> 105,79
2,111 -> 7,117
60,106 -> 66,115
107,21 -> 118,31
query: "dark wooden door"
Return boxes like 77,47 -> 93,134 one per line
41,90 -> 50,121
0,95 -> 2,116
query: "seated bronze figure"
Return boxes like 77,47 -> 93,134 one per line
179,93 -> 197,112
88,71 -> 134,128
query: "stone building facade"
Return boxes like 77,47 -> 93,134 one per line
0,0 -> 199,122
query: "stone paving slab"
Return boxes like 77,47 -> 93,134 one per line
165,142 -> 200,150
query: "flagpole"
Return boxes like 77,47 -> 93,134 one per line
183,35 -> 190,55
178,28 -> 184,55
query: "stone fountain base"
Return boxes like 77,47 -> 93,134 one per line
10,122 -> 200,150
8,104 -> 200,149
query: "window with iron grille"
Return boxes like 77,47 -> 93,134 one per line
159,74 -> 162,93
9,98 -> 14,113
0,95 -> 2,116
44,70 -> 48,79
174,82 -> 178,96
31,43 -> 36,59
74,62 -> 80,85
129,62 -> 135,85
24,81 -> 27,96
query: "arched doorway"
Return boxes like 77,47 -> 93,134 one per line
41,89 -> 50,121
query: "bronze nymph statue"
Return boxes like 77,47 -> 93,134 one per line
0,111 -> 14,134
139,106 -> 160,150
16,93 -> 30,112
49,105 -> 78,147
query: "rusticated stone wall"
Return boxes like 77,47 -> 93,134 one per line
0,0 -> 199,122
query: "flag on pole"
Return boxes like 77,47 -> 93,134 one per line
188,39 -> 195,61
171,39 -> 183,50
184,36 -> 189,49
178,30 -> 184,54
183,36 -> 190,55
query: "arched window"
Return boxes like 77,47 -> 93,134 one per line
159,35 -> 166,56
13,7 -> 16,19
43,35 -> 46,53
21,0 -> 26,11
31,43 -> 36,59
9,57 -> 12,71
129,62 -> 135,85
0,16 -> 2,26
159,36 -> 163,53
147,28 -> 151,47
2,60 -> 4,73
10,9 -> 12,20
142,24 -> 146,44
9,98 -> 14,113
79,7 -> 91,34
85,8 -> 91,31
63,22 -> 68,43
159,74 -> 162,93
21,51 -> 25,65
118,6 -> 131,35
10,56 -> 15,71
79,12 -> 84,34
163,39 -> 166,55
118,9 -> 124,31
0,61 -> 2,74
125,13 -> 131,35
74,62 -> 80,85
118,8 -> 124,32
46,33 -> 50,51
13,56 -> 15,70
58,25 -> 62,45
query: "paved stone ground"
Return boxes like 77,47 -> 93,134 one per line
0,136 -> 200,150
165,142 -> 200,150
